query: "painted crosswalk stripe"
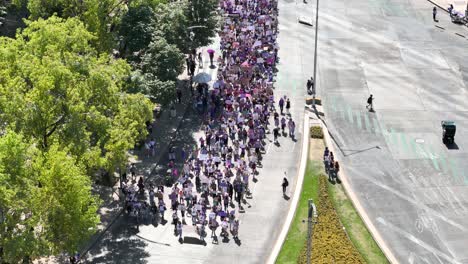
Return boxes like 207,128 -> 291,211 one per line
356,111 -> 362,130
364,113 -> 372,133
409,138 -> 420,158
330,96 -> 338,112
439,154 -> 449,173
340,102 -> 346,120
400,133 -> 409,154
347,106 -> 354,124
389,127 -> 398,146
426,145 -> 440,171
373,117 -> 381,134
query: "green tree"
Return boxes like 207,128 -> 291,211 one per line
0,131 -> 38,262
141,34 -> 184,82
143,73 -> 176,106
186,0 -> 218,49
153,1 -> 189,53
12,0 -> 127,51
0,16 -> 153,176
119,4 -> 156,60
0,132 -> 100,262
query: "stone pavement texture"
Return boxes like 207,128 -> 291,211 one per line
81,1 -> 313,263
318,0 -> 468,262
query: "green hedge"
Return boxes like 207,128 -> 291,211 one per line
310,126 -> 323,139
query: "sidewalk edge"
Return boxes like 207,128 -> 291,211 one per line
320,120 -> 399,264
266,112 -> 310,264
428,0 -> 449,12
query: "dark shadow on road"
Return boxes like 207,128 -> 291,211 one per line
86,218 -> 150,264
446,142 -> 459,150
342,146 -> 381,156
183,236 -> 206,246
234,237 -> 242,246
135,234 -> 171,246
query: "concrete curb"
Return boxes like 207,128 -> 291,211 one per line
427,0 -> 449,12
266,112 -> 311,264
320,119 -> 399,264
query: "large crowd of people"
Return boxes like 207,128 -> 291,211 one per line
122,0 -> 298,244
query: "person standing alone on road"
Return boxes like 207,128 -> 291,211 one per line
282,177 -> 289,196
366,94 -> 374,112
433,7 -> 438,22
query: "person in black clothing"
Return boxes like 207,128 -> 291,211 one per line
307,77 -> 314,95
177,88 -> 182,103
282,177 -> 289,196
228,181 -> 234,201
366,94 -> 374,111
189,60 -> 196,76
273,127 -> 280,144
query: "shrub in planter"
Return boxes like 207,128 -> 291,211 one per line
305,97 -> 322,105
310,126 -> 324,139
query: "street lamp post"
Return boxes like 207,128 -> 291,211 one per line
312,0 -> 319,111
307,199 -> 317,264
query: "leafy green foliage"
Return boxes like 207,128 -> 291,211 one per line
119,4 -> 156,59
0,16 -> 152,175
153,1 -> 189,53
186,0 -> 218,49
141,35 -> 184,82
0,132 -> 100,262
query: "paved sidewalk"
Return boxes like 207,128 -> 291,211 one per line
77,40 -> 222,261
74,43 -> 220,260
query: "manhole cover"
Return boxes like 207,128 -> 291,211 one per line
415,139 -> 425,143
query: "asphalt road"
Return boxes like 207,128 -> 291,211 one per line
318,0 -> 468,262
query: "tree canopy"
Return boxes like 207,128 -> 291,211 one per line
0,131 -> 100,262
0,16 -> 153,175
0,0 -> 219,260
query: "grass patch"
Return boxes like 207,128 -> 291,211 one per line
277,139 -> 388,264
276,161 -> 321,264
328,183 -> 389,264
298,173 -> 364,264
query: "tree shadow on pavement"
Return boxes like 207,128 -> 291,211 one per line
151,107 -> 204,185
86,217 -> 150,264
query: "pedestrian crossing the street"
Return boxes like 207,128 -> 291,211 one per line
327,95 -> 468,185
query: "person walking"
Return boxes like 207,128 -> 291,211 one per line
282,177 -> 289,196
172,211 -> 179,233
366,94 -> 374,111
433,7 -> 438,22
278,97 -> 284,115
208,49 -> 215,67
189,59 -> 196,76
334,161 -> 340,181
176,220 -> 183,241
198,52 -> 203,68
177,88 -> 182,103
307,77 -> 314,95
209,218 -> 219,239
280,117 -> 286,134
288,119 -> 296,139
159,202 -> 166,222
273,127 -> 280,144
285,98 -> 291,115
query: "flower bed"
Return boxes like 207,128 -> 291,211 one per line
298,175 -> 364,264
